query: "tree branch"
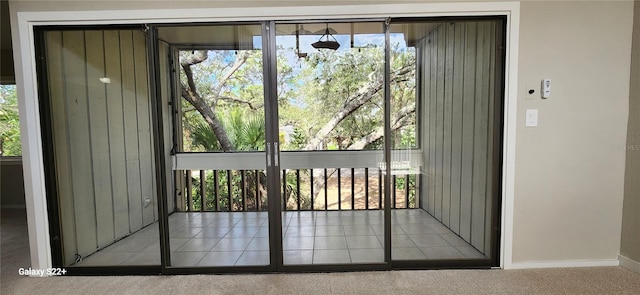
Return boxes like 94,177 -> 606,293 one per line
303,63 -> 415,150
306,103 -> 416,201
181,50 -> 208,66
180,59 -> 235,152
217,96 -> 264,110
347,103 -> 416,150
213,51 -> 250,97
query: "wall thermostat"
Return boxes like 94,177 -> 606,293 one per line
541,79 -> 551,99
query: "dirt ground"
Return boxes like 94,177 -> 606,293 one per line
285,175 -> 411,210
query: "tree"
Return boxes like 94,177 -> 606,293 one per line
0,85 -> 21,157
179,41 -> 417,209
180,46 -> 416,153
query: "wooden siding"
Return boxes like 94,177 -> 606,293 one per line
418,21 -> 497,254
46,30 -> 158,265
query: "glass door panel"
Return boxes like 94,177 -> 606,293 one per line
158,23 -> 271,267
43,28 -> 161,267
389,19 -> 501,262
275,21 -> 387,265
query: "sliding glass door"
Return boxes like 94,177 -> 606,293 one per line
387,18 -> 504,265
155,23 -> 274,268
274,21 -> 387,266
40,27 -> 162,268
38,16 -> 504,274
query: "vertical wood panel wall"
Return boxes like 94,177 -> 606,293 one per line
46,30 -> 159,265
418,21 -> 496,254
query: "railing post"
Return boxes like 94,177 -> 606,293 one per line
351,168 -> 355,210
227,170 -> 232,211
378,169 -> 382,209
296,169 -> 301,210
324,168 -> 328,210
213,170 -> 219,212
255,170 -> 261,211
405,174 -> 410,209
241,170 -> 247,211
365,168 -> 369,210
337,168 -> 342,211
186,170 -> 192,212
175,170 -> 186,212
393,175 -> 397,209
200,170 -> 205,211
310,169 -> 314,211
282,170 -> 287,211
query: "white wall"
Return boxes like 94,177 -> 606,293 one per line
621,0 -> 640,272
513,1 -> 633,266
9,0 -> 635,269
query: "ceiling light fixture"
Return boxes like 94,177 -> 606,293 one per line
311,24 -> 340,51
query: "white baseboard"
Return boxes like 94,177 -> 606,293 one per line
619,255 -> 640,274
509,259 -> 619,270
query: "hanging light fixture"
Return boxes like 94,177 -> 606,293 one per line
312,24 -> 340,51
293,24 -> 311,58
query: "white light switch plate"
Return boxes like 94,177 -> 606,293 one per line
526,109 -> 538,127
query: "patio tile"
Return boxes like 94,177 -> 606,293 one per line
392,247 -> 426,260
246,237 -> 269,250
78,251 -> 135,266
346,235 -> 382,249
175,238 -> 219,252
193,227 -> 231,238
389,234 -> 418,248
206,219 -> 238,227
170,251 -> 208,267
288,217 -> 315,227
254,226 -> 269,237
349,249 -> 384,263
169,227 -> 202,238
102,238 -> 157,253
440,233 -> 470,247
236,250 -> 270,265
314,217 -> 343,225
313,249 -> 351,264
224,226 -> 261,238
408,234 -> 450,247
343,225 -> 376,236
210,237 -> 253,251
131,226 -> 159,238
283,237 -> 314,250
456,246 -> 486,258
314,236 -> 348,249
92,209 -> 484,267
283,250 -> 313,265
340,216 -> 371,225
197,251 -> 242,266
398,223 -> 434,234
285,226 -> 315,237
315,225 -> 345,236
425,223 -> 454,234
420,247 -> 465,259
121,252 -> 160,265
143,238 -> 189,252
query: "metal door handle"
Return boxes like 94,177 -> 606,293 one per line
266,143 -> 272,167
274,142 -> 279,166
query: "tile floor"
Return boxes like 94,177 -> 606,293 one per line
77,209 -> 485,267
